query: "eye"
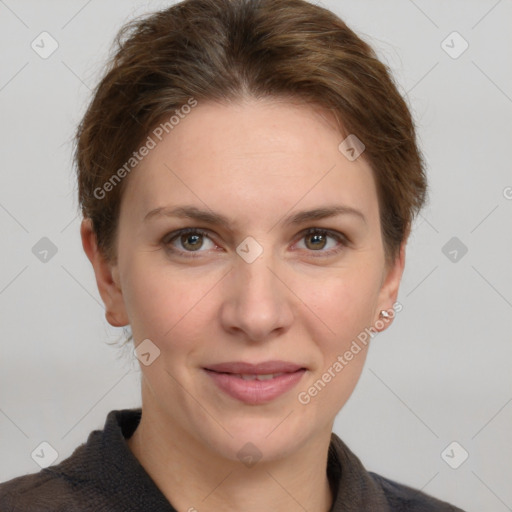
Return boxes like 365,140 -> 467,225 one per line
162,227 -> 349,258
294,228 -> 348,256
163,228 -> 217,255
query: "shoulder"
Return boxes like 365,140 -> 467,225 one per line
0,467 -> 82,511
0,408 -> 149,512
369,471 -> 466,512
0,419 -> 106,511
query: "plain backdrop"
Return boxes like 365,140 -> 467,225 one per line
1,1 -> 511,511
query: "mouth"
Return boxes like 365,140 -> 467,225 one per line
207,371 -> 293,381
202,361 -> 307,405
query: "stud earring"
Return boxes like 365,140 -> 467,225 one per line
379,310 -> 391,319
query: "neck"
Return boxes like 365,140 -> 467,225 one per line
127,401 -> 334,512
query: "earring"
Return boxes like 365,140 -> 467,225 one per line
379,310 -> 391,319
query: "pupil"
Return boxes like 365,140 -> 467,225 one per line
307,233 -> 326,250
183,233 -> 202,251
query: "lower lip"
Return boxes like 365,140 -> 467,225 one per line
203,368 -> 306,405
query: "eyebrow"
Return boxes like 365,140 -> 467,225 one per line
143,204 -> 366,227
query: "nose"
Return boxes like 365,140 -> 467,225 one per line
219,253 -> 294,343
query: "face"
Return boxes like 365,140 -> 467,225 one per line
84,97 -> 405,462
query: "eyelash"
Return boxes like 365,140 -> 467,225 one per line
162,227 -> 349,258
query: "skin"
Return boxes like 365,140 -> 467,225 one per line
81,97 -> 406,512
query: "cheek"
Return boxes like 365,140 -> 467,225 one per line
295,265 -> 382,343
293,272 -> 379,412
121,258 -> 221,345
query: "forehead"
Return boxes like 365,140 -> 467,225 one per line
120,98 -> 379,226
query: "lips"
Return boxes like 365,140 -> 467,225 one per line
204,360 -> 305,374
203,360 -> 306,405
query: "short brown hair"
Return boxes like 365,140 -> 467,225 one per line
75,0 -> 426,264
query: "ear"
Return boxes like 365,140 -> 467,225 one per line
374,240 -> 407,331
80,218 -> 129,327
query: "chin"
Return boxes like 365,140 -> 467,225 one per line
196,412 -> 313,465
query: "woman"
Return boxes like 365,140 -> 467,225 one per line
0,0 -> 465,510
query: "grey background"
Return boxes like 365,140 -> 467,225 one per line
1,1 -> 511,510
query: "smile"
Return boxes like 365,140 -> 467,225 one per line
203,362 -> 307,405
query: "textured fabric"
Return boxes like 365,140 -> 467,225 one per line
0,408 -> 465,511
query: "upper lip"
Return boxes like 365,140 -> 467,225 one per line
204,360 -> 306,374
